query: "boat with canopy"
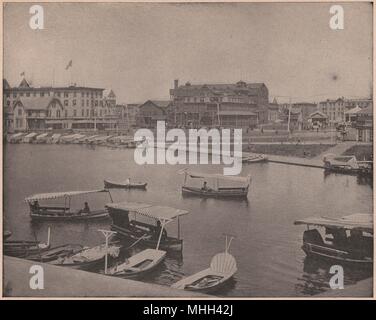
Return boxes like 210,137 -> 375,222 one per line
294,214 -> 373,266
105,203 -> 187,278
181,170 -> 251,199
22,132 -> 38,143
8,132 -> 26,143
47,133 -> 62,144
106,202 -> 189,252
25,189 -> 113,221
35,133 -> 49,143
323,154 -> 360,175
171,235 -> 237,293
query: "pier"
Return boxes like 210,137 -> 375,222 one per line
3,256 -> 207,298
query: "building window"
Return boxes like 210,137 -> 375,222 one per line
57,110 -> 60,118
95,100 -> 98,106
57,92 -> 61,97
73,109 -> 77,117
18,108 -> 22,116
20,92 -> 24,97
64,110 -> 68,118
7,100 -> 10,106
100,110 -> 102,116
40,92 -> 44,97
6,93 -> 10,98
81,109 -> 84,117
26,92 -> 30,97
64,92 -> 69,98
73,99 -> 76,106
81,92 -> 84,98
81,100 -> 84,107
13,93 -> 17,98
86,109 -> 89,117
73,92 -> 77,97
87,100 -> 89,106
87,92 -> 89,97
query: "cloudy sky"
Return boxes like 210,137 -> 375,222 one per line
4,2 -> 373,104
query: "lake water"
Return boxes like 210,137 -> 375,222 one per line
3,144 -> 373,297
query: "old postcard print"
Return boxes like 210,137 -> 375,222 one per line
2,1 -> 374,299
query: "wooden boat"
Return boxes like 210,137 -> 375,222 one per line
172,235 -> 237,293
242,154 -> 268,164
49,243 -> 121,270
4,230 -> 12,239
35,133 -> 49,144
26,244 -> 84,262
4,228 -> 51,258
106,202 -> 189,252
104,179 -> 147,189
47,133 -> 62,144
181,170 -> 250,199
105,207 -> 178,278
25,189 -> 113,221
8,132 -> 26,143
294,214 -> 373,266
22,132 -> 38,143
323,154 -> 360,175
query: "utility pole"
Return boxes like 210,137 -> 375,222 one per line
287,97 -> 292,140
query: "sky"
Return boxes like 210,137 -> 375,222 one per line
4,2 -> 373,104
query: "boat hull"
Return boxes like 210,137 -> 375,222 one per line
30,210 -> 109,221
182,186 -> 248,199
104,180 -> 147,189
111,224 -> 183,252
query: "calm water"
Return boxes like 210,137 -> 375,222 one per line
4,144 -> 373,297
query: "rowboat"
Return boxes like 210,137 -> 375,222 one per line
26,244 -> 84,262
47,133 -> 62,144
294,214 -> 373,266
71,134 -> 87,144
181,170 -> 251,199
104,179 -> 147,190
8,132 -> 26,143
105,204 -> 184,278
106,202 -> 189,252
4,230 -> 12,239
49,243 -> 121,270
172,235 -> 237,293
4,228 -> 51,258
22,132 -> 38,143
242,154 -> 268,164
25,189 -> 113,221
35,133 -> 49,144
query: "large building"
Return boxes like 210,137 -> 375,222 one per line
136,100 -> 172,128
318,97 -> 372,127
169,80 -> 269,129
355,106 -> 373,142
3,78 -> 118,132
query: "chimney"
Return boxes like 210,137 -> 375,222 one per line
174,79 -> 179,90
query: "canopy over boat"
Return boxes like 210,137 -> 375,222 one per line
36,133 -> 49,140
25,189 -> 108,202
294,214 -> 373,233
106,202 -> 189,222
182,170 -> 251,185
11,132 -> 25,138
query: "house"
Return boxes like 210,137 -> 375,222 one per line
136,100 -> 172,128
355,106 -> 373,142
308,111 -> 328,128
169,79 -> 269,128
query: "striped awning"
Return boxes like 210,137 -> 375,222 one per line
25,189 -> 108,202
106,202 -> 189,221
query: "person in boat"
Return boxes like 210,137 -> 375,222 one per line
31,200 -> 40,213
153,220 -> 167,240
79,202 -> 91,215
201,181 -> 211,192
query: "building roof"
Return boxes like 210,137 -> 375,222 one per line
3,79 -> 10,89
103,89 -> 116,98
19,78 -> 30,88
357,106 -> 373,115
345,106 -> 362,114
172,81 -> 266,97
309,111 -> 327,119
14,97 -> 61,111
149,100 -> 171,108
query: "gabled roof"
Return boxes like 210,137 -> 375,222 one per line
14,97 -> 62,111
309,111 -> 327,119
357,106 -> 373,115
3,79 -> 10,89
19,78 -> 30,88
345,106 -> 362,114
103,89 -> 116,98
149,100 -> 171,108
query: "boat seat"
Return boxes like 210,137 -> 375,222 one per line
303,229 -> 324,245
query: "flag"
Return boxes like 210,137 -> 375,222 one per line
20,71 -> 25,77
65,60 -> 73,70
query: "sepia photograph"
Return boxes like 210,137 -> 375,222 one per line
2,1 -> 374,299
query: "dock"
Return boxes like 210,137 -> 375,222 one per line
3,256 -> 208,298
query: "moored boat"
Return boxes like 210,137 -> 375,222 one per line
49,243 -> 121,270
242,154 -> 268,164
35,133 -> 49,144
106,202 -> 189,252
104,179 -> 147,189
181,170 -> 250,199
25,189 -> 113,221
26,244 -> 84,262
294,213 -> 373,266
171,235 -> 237,293
8,132 -> 26,143
22,132 -> 38,143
